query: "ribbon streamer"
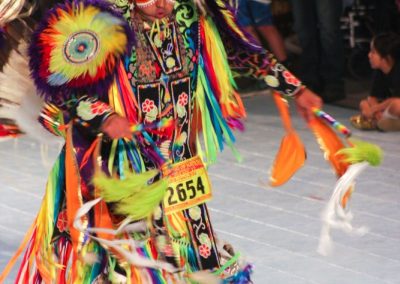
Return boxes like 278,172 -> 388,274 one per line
73,197 -> 180,273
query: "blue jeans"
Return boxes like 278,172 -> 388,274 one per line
237,0 -> 273,27
290,0 -> 344,94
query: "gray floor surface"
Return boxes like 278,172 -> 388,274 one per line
0,91 -> 399,283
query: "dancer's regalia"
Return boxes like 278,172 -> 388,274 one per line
1,0 -> 305,282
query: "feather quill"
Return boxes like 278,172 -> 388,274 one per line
0,0 -> 26,27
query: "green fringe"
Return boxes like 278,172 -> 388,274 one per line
93,170 -> 168,221
337,139 -> 383,166
206,17 -> 238,90
93,170 -> 159,201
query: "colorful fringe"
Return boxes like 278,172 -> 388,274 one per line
204,0 -> 262,52
194,15 -> 246,164
38,103 -> 66,138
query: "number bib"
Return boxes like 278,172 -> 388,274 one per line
162,156 -> 212,215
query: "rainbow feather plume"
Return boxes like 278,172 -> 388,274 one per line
48,4 -> 126,81
29,0 -> 133,100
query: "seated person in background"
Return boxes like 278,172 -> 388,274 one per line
351,32 -> 400,131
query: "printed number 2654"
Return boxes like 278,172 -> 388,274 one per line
167,177 -> 205,205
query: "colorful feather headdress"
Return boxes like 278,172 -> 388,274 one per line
29,0 -> 134,101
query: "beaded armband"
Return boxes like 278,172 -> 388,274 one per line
73,96 -> 114,132
263,61 -> 304,98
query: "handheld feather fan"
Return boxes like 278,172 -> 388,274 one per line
309,108 -> 383,255
269,92 -> 306,186
269,92 -> 382,255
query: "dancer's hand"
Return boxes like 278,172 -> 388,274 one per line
295,88 -> 323,121
101,114 -> 131,139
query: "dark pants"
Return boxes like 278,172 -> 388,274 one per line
290,0 -> 344,97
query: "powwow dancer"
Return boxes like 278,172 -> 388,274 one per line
0,0 -> 322,282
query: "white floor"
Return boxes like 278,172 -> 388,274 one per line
1,92 -> 399,283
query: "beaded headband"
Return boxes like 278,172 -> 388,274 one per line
135,0 -> 156,8
135,0 -> 175,8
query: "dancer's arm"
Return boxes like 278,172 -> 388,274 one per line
201,0 -> 322,120
67,95 -> 130,139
